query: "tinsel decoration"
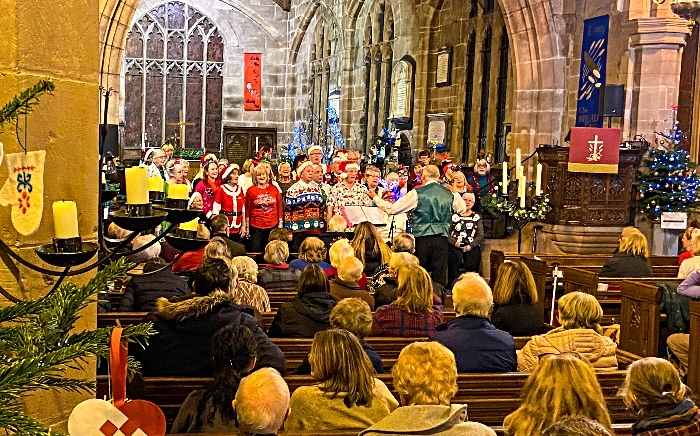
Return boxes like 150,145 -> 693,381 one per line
326,105 -> 345,159
371,128 -> 399,169
282,122 -> 310,164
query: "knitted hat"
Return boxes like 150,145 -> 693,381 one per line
308,145 -> 323,154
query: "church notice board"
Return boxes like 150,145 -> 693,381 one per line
568,127 -> 620,174
244,53 -> 262,111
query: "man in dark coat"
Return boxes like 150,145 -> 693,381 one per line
432,273 -> 516,373
119,257 -> 191,312
140,258 -> 286,376
210,214 -> 246,257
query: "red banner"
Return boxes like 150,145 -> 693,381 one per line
244,53 -> 262,111
568,127 -> 621,174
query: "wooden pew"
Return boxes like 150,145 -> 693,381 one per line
619,280 -> 665,358
562,268 -> 681,299
688,299 -> 700,394
96,349 -> 639,429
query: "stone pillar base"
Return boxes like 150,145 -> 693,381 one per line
540,224 -> 624,254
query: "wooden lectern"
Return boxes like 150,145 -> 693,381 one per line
537,146 -> 646,226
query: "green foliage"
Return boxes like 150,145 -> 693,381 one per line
0,80 -> 55,132
482,192 -> 552,221
0,258 -> 157,436
173,147 -> 204,160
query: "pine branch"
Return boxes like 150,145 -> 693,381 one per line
0,80 -> 55,131
0,300 -> 47,324
0,408 -> 51,436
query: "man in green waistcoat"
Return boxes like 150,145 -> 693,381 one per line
369,165 -> 465,286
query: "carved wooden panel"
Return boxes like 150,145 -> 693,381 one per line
123,1 -> 224,151
224,127 -> 277,168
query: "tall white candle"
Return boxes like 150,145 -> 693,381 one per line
515,148 -> 521,167
519,176 -> 526,208
502,161 -> 508,195
535,163 -> 543,196
255,137 -> 259,153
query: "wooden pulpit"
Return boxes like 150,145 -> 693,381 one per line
537,146 -> 646,226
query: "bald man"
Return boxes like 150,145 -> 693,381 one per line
370,165 -> 465,286
431,273 -> 516,372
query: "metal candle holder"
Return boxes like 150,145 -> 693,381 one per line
53,236 -> 83,253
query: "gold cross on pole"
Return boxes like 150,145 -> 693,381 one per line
166,109 -> 195,149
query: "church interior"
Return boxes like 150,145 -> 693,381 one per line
3,0 -> 700,434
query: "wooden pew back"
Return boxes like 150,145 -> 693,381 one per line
619,281 -> 664,358
688,300 -> 700,394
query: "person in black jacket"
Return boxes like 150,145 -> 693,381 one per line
139,258 -> 286,376
210,214 -> 246,257
119,257 -> 191,312
491,260 -> 544,336
599,231 -> 652,277
432,273 -> 516,373
373,252 -> 446,310
267,265 -> 337,338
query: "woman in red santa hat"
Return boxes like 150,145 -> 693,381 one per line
192,153 -> 219,191
212,165 -> 246,242
192,160 -> 220,220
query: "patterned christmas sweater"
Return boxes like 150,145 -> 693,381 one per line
284,180 -> 326,233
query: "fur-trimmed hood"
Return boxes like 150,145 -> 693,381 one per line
154,290 -> 236,322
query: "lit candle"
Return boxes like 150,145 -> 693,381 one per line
502,162 -> 508,195
535,163 -> 542,196
519,175 -> 527,208
125,166 -> 149,205
255,137 -> 259,153
168,184 -> 189,200
52,201 -> 79,239
179,217 -> 199,232
148,175 -> 164,192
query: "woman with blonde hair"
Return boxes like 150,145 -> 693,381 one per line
326,238 -> 368,289
599,231 -> 652,277
351,221 -> 393,274
290,236 -> 331,271
245,165 -> 283,252
620,357 -> 700,435
491,260 -> 544,336
678,229 -> 700,278
238,158 -> 255,193
371,265 -> 443,336
677,226 -> 699,266
231,256 -> 270,313
518,292 -> 617,372
504,354 -> 612,436
284,329 -> 398,430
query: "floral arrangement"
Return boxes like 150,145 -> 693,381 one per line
482,192 -> 552,221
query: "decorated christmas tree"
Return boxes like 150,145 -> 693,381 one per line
637,119 -> 700,219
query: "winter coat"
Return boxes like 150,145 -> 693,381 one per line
632,399 -> 700,436
659,282 -> 691,334
359,405 -> 496,436
329,278 -> 375,308
492,300 -> 545,337
139,291 -> 286,376
257,265 -> 301,292
432,316 -> 517,373
599,252 -> 652,277
517,327 -> 617,372
118,269 -> 190,312
171,389 -> 238,434
267,292 -> 337,338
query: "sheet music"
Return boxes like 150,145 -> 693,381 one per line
341,206 -> 386,226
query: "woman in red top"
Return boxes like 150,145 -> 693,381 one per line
678,227 -> 698,266
245,165 -> 283,252
212,164 -> 246,242
193,161 -> 220,219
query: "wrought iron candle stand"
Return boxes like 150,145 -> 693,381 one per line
492,188 -> 551,254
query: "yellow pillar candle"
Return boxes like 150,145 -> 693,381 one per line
52,201 -> 79,239
148,175 -> 164,192
179,217 -> 199,232
125,166 -> 149,204
168,184 -> 189,200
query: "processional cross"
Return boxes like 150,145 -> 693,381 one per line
166,109 -> 195,149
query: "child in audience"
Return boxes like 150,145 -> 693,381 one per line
284,329 -> 398,430
504,354 -> 612,436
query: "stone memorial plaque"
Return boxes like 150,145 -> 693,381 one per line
436,46 -> 452,87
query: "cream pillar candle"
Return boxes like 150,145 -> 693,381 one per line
148,175 -> 164,192
519,176 -> 526,208
502,162 -> 508,195
535,163 -> 543,196
125,166 -> 149,204
53,201 -> 79,239
168,184 -> 189,200
179,217 -> 199,232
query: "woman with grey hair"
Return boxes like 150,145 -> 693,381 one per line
231,256 -> 270,312
447,191 -> 483,285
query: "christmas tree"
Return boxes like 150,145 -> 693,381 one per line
637,119 -> 700,219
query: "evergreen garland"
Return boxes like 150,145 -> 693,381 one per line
0,258 -> 156,436
0,80 -> 55,132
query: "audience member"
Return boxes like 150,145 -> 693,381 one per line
491,261 -> 545,336
284,329 -> 398,430
252,228 -> 296,264
541,417 -> 612,436
329,256 -> 374,307
504,354 -> 612,436
432,273 -> 516,372
231,256 -> 270,313
119,235 -> 190,311
373,252 -> 420,309
360,341 -> 495,436
171,224 -> 211,273
620,357 -> 700,435
518,292 -> 617,372
678,230 -> 700,278
257,240 -> 301,292
666,269 -> 700,374
599,231 -> 652,277
268,265 -> 337,337
171,325 -> 258,433
209,214 -> 246,256
371,265 -> 444,337
245,165 -> 283,252
318,215 -> 349,252
289,237 -> 331,271
234,368 -> 290,436
678,227 -> 698,266
391,232 -> 415,253
141,258 -> 286,376
326,238 -> 368,289
107,222 -> 130,241
352,222 -> 393,274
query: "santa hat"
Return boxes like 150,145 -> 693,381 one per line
333,150 -> 348,163
143,148 -> 155,161
221,164 -> 240,181
200,153 -> 217,165
297,161 -> 314,176
345,163 -> 360,171
308,145 -> 323,154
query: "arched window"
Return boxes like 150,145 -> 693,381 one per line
308,21 -> 339,146
477,27 -> 492,155
494,28 -> 510,162
462,31 -> 476,159
123,1 -> 223,152
361,0 -> 394,151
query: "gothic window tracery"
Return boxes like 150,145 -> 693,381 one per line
308,21 -> 339,146
123,1 -> 223,151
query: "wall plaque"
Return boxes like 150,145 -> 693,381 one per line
436,45 -> 452,87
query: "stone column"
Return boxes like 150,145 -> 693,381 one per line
626,17 -> 692,140
0,0 -> 99,430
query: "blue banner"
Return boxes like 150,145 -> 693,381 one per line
575,15 -> 609,127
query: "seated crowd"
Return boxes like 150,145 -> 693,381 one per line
107,218 -> 700,436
